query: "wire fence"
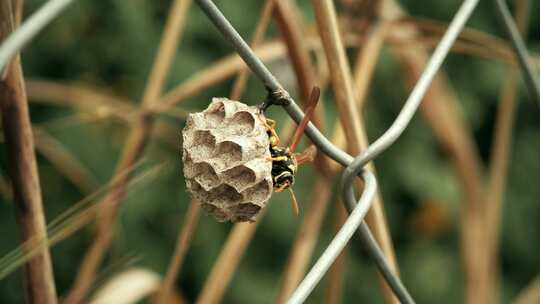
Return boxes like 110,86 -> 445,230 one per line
0,0 -> 539,303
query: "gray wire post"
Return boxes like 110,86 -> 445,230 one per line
494,0 -> 540,103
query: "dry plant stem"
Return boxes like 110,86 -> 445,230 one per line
158,39 -> 294,111
33,127 -> 99,193
276,175 -> 332,303
325,203 -> 348,304
229,0 -> 275,100
24,80 -> 185,149
155,201 -> 201,304
0,174 -> 13,201
352,20 -> 391,112
0,161 -> 162,281
485,0 -> 529,302
273,0 -> 316,107
311,1 -> 398,303
514,274 -> 540,304
197,215 -> 265,303
196,3 -> 277,302
65,1 -> 192,302
272,1 -> 334,301
384,3 -> 484,303
0,2 -> 57,303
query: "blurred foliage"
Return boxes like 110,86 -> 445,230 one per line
1,0 -> 540,303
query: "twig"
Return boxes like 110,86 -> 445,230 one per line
229,0 -> 276,100
310,0 -> 399,302
0,2 -> 57,303
271,1 -> 334,301
277,175 -> 333,303
154,201 -> 201,304
352,20 -> 392,111
484,0 -> 529,302
64,1 -> 192,302
514,274 -> 540,304
384,1 -> 485,303
196,3 -> 277,302
33,127 -> 99,193
0,160 -> 161,280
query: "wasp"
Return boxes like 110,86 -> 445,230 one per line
260,87 -> 320,215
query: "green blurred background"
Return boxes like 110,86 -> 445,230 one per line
1,0 -> 539,303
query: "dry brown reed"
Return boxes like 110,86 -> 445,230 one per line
0,1 -> 57,302
64,1 -> 192,302
312,0 -> 399,302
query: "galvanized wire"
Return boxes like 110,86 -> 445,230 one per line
494,0 -> 540,103
287,169 -> 378,304
193,0 -> 413,301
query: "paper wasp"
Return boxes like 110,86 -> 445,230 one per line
261,87 -> 320,216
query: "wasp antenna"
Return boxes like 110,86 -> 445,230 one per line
288,187 -> 300,216
289,86 -> 320,153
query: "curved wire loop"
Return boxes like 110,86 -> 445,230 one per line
192,0 -> 481,302
341,156 -> 415,304
287,169 -> 377,304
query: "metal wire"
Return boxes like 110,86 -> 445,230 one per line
494,0 -> 540,103
193,0 -> 412,301
287,169 -> 377,304
0,0 -> 76,75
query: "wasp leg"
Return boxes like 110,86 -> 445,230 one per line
259,115 -> 280,146
294,145 -> 317,165
267,156 -> 289,162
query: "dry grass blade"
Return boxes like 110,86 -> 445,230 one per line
196,219 -> 264,304
514,274 -> 540,304
395,17 -> 540,69
229,0 -> 276,100
195,3 -> 277,302
271,1 -> 337,301
0,1 -> 57,302
25,80 -> 187,150
0,174 -> 12,201
154,201 -> 201,304
65,1 -> 192,302
311,0 -> 398,302
26,80 -> 135,121
0,159 -> 162,280
157,40 -> 288,112
33,127 -> 99,193
352,20 -> 392,111
484,1 -> 529,302
275,175 -> 332,303
383,1 -> 484,303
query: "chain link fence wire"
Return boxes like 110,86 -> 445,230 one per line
1,0 -> 539,303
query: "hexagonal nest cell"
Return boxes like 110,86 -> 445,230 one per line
182,98 -> 273,222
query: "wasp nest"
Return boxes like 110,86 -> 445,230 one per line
182,98 -> 273,222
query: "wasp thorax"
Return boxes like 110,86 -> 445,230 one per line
182,98 -> 273,222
